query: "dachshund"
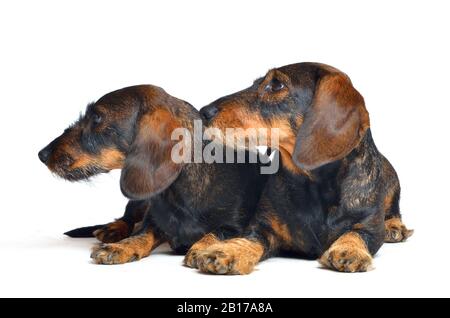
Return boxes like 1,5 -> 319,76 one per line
191,62 -> 413,273
38,85 -> 268,264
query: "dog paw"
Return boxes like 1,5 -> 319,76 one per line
94,220 -> 130,243
385,218 -> 414,243
184,233 -> 220,269
195,239 -> 263,275
90,243 -> 139,265
319,233 -> 373,273
197,249 -> 250,275
319,245 -> 372,273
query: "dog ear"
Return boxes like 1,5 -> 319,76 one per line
293,73 -> 369,170
120,108 -> 183,200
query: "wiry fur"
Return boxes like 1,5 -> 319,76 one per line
39,85 -> 268,262
194,62 -> 413,274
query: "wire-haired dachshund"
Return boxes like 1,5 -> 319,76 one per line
38,85 -> 268,264
194,62 -> 413,273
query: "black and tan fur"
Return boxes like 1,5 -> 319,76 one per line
39,85 -> 268,264
193,62 -> 413,273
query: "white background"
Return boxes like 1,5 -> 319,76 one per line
1,0 -> 449,298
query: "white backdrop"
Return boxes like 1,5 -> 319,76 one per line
1,0 -> 449,297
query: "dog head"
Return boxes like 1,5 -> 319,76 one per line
39,85 -> 196,199
200,62 -> 369,172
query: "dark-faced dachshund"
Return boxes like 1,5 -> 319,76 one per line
193,62 -> 413,273
38,85 -> 268,264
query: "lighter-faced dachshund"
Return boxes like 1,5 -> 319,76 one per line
192,62 -> 413,273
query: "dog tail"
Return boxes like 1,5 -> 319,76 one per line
64,224 -> 104,238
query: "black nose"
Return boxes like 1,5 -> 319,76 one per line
200,104 -> 218,121
38,146 -> 51,164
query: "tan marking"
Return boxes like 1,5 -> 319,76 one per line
270,117 -> 310,176
196,238 -> 264,275
212,103 -> 266,132
70,148 -> 125,170
264,231 -> 278,250
270,118 -> 296,149
319,232 -> 372,273
385,218 -> 414,243
352,223 -> 364,231
184,233 -> 220,268
268,215 -> 292,247
91,230 -> 161,265
212,107 -> 310,176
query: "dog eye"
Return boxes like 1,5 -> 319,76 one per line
92,113 -> 102,125
265,78 -> 285,93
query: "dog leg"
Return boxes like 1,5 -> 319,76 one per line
90,228 -> 161,265
319,232 -> 373,273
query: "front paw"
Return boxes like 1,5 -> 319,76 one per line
385,218 -> 414,243
94,220 -> 130,243
195,239 -> 263,275
197,249 -> 249,275
90,243 -> 139,265
184,233 -> 220,269
319,233 -> 373,273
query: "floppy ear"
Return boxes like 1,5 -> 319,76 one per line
120,108 -> 183,200
293,73 -> 370,170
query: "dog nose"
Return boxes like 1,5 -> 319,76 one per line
200,104 -> 219,121
38,146 -> 51,164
